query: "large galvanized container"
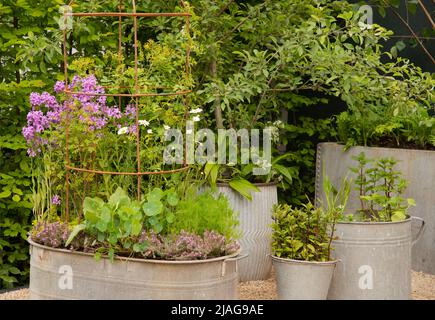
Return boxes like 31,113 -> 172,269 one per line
327,218 -> 425,300
217,183 -> 278,281
315,142 -> 435,274
272,256 -> 337,300
29,239 -> 242,300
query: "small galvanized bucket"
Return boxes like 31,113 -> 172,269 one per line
327,217 -> 425,300
272,256 -> 338,300
29,239 -> 247,300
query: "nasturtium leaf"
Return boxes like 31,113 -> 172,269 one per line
131,220 -> 142,236
147,188 -> 164,202
143,200 -> 163,217
100,206 -> 111,224
109,187 -> 130,208
83,197 -> 104,215
96,220 -> 107,233
166,213 -> 175,224
166,191 -> 179,206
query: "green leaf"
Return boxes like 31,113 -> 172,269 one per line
0,190 -> 11,199
131,221 -> 142,236
143,200 -> 163,216
166,212 -> 175,224
228,178 -> 260,201
108,248 -> 115,262
12,195 -> 20,202
395,40 -> 406,52
166,191 -> 179,206
96,220 -> 107,232
204,163 -> 219,185
147,188 -> 164,202
65,224 -> 86,246
407,198 -> 416,206
108,187 -> 130,208
100,206 -> 111,223
273,164 -> 293,183
391,211 -> 407,222
94,252 -> 102,262
83,197 -> 104,215
133,242 -> 147,253
0,275 -> 17,283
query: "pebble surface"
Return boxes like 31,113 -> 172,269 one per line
1,271 -> 434,300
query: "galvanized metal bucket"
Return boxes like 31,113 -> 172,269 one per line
217,183 -> 278,281
272,256 -> 338,300
327,217 -> 425,300
29,239 -> 246,300
315,142 -> 435,274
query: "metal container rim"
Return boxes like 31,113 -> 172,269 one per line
28,238 -> 241,265
336,216 -> 412,226
271,255 -> 339,266
318,142 -> 435,155
216,181 -> 278,187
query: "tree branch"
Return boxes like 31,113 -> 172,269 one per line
210,57 -> 224,129
417,0 -> 435,29
381,0 -> 435,64
216,0 -> 235,17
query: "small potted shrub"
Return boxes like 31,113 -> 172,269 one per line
326,153 -> 426,300
271,177 -> 350,300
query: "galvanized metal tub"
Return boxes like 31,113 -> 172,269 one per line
272,256 -> 338,300
217,183 -> 278,282
29,239 -> 243,300
315,142 -> 435,274
327,217 -> 425,300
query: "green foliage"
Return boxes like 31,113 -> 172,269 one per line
337,98 -> 435,149
142,188 -> 179,234
170,191 -> 239,240
349,152 -> 415,221
272,172 -> 351,262
72,187 -> 146,261
271,202 -> 332,262
1,0 -> 433,288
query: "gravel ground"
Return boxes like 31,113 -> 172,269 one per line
1,271 -> 434,300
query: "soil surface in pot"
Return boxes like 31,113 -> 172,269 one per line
2,271 -> 434,300
366,138 -> 435,151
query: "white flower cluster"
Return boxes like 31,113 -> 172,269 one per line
254,159 -> 272,171
190,108 -> 203,122
138,120 -> 150,127
117,127 -> 129,135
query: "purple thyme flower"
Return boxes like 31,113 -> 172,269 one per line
54,81 -> 66,93
124,105 -> 137,119
22,126 -> 35,143
103,106 -> 122,119
30,92 -> 42,107
27,148 -> 37,157
51,195 -> 61,206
